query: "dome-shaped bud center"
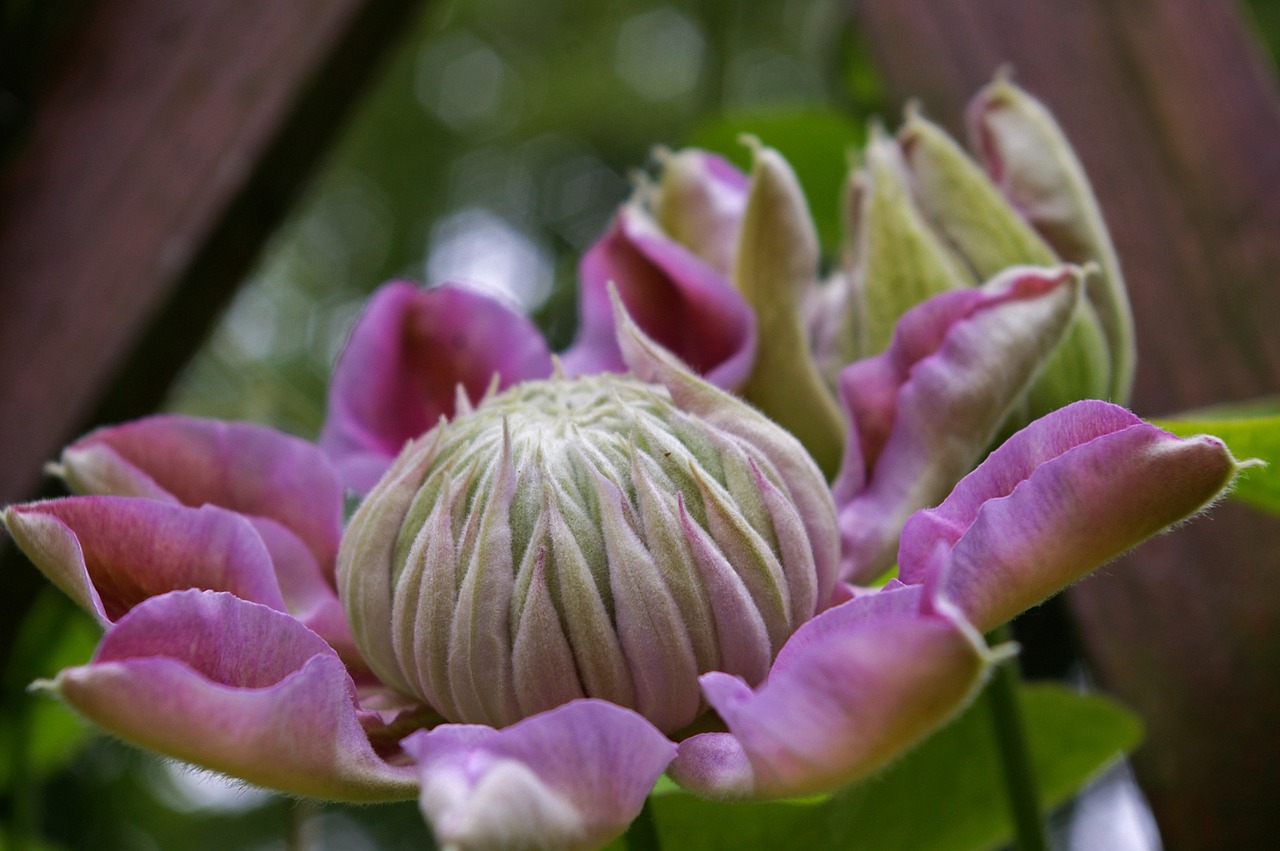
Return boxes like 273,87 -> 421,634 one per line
339,374 -> 832,734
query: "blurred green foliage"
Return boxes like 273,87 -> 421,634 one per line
164,0 -> 870,439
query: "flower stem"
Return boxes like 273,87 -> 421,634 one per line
624,796 -> 661,851
985,625 -> 1047,851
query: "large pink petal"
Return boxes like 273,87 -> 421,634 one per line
403,700 -> 675,851
3,497 -> 286,624
562,205 -> 756,390
320,281 -> 554,493
898,400 -> 1241,632
41,590 -> 418,800
833,266 -> 1081,583
59,415 -> 344,572
669,586 -> 989,800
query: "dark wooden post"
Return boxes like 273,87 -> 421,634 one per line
853,1 -> 1280,847
0,0 -> 426,659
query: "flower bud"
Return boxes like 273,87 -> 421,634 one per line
733,138 -> 846,478
820,86 -> 1129,425
338,372 -> 837,735
838,124 -> 969,364
649,147 -> 749,277
966,72 -> 1135,402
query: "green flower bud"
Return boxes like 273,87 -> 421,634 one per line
338,372 -> 838,735
733,137 -> 846,479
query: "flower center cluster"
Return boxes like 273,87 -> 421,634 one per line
341,374 -> 827,734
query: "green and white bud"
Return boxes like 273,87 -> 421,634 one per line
338,372 -> 838,735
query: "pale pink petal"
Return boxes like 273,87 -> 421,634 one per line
320,281 -> 553,493
898,400 -> 1241,632
403,700 -> 675,851
60,415 -> 344,572
562,205 -> 756,390
668,587 -> 989,800
833,266 -> 1081,583
41,590 -> 418,800
3,497 -> 285,625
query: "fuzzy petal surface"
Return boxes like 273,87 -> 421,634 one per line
58,415 -> 344,571
3,497 -> 286,624
41,590 -> 417,800
669,585 -> 989,800
613,290 -> 840,608
899,400 -> 1241,632
320,281 -> 553,492
562,204 -> 756,390
404,700 -> 676,851
833,266 -> 1081,583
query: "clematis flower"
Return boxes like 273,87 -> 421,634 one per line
3,285 -> 1241,850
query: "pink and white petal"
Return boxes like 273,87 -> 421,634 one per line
320,281 -> 553,493
404,700 -> 676,851
562,205 -> 756,390
669,590 -> 990,801
41,590 -> 418,800
60,415 -> 344,570
898,400 -> 1241,632
3,497 -> 286,625
833,266 -> 1082,584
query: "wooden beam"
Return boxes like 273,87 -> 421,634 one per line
854,2 -> 1280,847
0,0 -> 425,657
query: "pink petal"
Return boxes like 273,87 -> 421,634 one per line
320,281 -> 553,493
249,516 -> 362,666
833,266 -> 1081,583
669,586 -> 989,800
4,497 -> 286,624
403,700 -> 676,851
898,400 -> 1241,632
42,590 -> 417,800
60,415 -> 344,572
562,205 -> 756,390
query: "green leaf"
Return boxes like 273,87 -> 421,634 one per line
0,590 -> 99,791
611,683 -> 1141,851
1154,398 -> 1280,513
685,106 -> 864,252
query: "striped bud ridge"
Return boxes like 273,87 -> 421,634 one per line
338,373 -> 836,733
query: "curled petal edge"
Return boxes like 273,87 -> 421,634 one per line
833,265 -> 1083,584
898,400 -> 1245,632
39,590 -> 417,801
669,584 -> 994,800
3,497 -> 287,625
404,699 -> 676,851
57,414 -> 345,572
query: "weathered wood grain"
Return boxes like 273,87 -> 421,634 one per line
0,0 -> 425,659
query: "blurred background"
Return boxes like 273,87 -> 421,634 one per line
3,0 -> 1279,848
